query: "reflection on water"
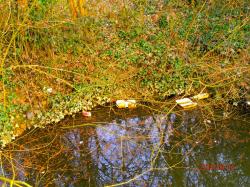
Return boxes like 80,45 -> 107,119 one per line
88,113 -> 176,186
1,108 -> 250,186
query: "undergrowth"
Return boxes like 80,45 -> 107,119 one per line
0,0 -> 249,146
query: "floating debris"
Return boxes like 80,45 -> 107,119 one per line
176,98 -> 197,109
176,93 -> 209,109
116,100 -> 137,109
127,100 -> 137,109
176,98 -> 193,104
179,102 -> 197,109
82,111 -> 92,117
192,93 -> 209,100
116,100 -> 126,108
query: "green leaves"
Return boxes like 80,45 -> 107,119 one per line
158,15 -> 168,28
0,103 -> 16,146
138,39 -> 153,53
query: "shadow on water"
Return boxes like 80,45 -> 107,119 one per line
1,107 -> 250,186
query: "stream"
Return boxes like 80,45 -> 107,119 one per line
1,107 -> 249,186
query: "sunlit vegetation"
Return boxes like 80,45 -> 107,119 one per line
0,0 -> 249,148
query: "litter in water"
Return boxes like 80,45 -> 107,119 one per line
192,93 -> 209,100
116,100 -> 137,109
176,98 -> 193,104
82,111 -> 92,117
176,98 -> 197,109
176,93 -> 209,109
179,102 -> 197,109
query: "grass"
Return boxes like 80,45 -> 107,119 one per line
0,176 -> 32,187
0,0 -> 249,146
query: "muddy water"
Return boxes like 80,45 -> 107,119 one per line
1,107 -> 250,186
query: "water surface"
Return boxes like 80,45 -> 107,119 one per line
1,107 -> 249,186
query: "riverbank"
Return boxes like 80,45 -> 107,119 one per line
0,0 -> 249,146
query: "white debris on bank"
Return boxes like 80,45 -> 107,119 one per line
176,98 -> 197,109
176,93 -> 209,109
116,100 -> 137,109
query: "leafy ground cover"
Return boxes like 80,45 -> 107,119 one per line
0,0 -> 249,146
